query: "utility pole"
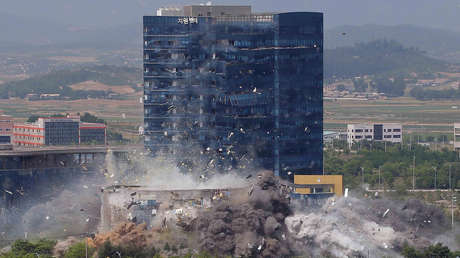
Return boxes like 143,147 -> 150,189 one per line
450,164 -> 454,229
412,154 -> 415,190
409,135 -> 412,151
433,166 -> 437,191
361,167 -> 364,187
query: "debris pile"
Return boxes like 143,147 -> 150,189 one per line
194,171 -> 297,257
89,222 -> 152,249
285,196 -> 449,258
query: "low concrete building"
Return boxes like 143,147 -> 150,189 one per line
80,123 -> 107,145
0,115 -> 13,144
323,131 -> 340,144
13,117 -> 80,147
454,123 -> 460,151
347,123 -> 402,147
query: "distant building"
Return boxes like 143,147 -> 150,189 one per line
80,123 -> 106,145
347,123 -> 402,147
0,115 -> 13,144
13,117 -> 80,147
39,94 -> 61,100
454,123 -> 460,151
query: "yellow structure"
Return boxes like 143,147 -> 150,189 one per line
294,175 -> 343,197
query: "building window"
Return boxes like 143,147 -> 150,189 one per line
387,129 -> 392,132
393,129 -> 401,132
355,129 -> 363,133
393,135 -> 401,138
384,135 -> 392,138
355,136 -> 362,139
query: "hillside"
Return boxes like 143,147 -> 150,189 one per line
0,65 -> 142,99
324,40 -> 447,79
325,24 -> 460,63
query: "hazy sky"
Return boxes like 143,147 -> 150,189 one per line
2,0 -> 460,31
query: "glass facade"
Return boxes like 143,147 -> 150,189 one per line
44,121 -> 79,146
143,12 -> 323,181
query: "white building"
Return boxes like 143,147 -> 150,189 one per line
454,123 -> 460,151
156,7 -> 183,16
347,123 -> 402,147
323,131 -> 340,144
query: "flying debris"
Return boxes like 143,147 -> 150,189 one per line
59,161 -> 65,166
130,192 -> 137,196
382,209 -> 390,218
3,189 -> 13,195
342,32 -> 347,35
240,128 -> 245,134
228,132 -> 234,139
246,175 -> 252,179
16,189 -> 24,196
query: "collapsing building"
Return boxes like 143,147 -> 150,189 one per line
100,185 -> 249,231
143,6 -> 324,181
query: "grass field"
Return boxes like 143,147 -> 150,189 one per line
325,97 -> 460,133
0,96 -> 457,141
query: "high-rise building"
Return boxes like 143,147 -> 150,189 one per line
143,7 -> 323,180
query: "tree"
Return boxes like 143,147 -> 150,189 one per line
3,239 -> 56,258
27,115 -> 39,123
372,76 -> 406,97
353,78 -> 367,92
64,242 -> 95,258
80,112 -> 106,124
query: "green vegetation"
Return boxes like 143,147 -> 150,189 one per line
63,241 -> 95,258
80,112 -> 106,124
1,239 -> 56,258
371,76 -> 407,97
97,241 -> 158,258
0,65 -> 141,99
325,40 -> 446,80
410,87 -> 460,100
401,242 -> 460,258
325,141 -> 460,189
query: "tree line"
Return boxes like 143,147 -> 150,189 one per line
325,140 -> 460,190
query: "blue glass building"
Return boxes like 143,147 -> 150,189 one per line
143,12 -> 323,181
